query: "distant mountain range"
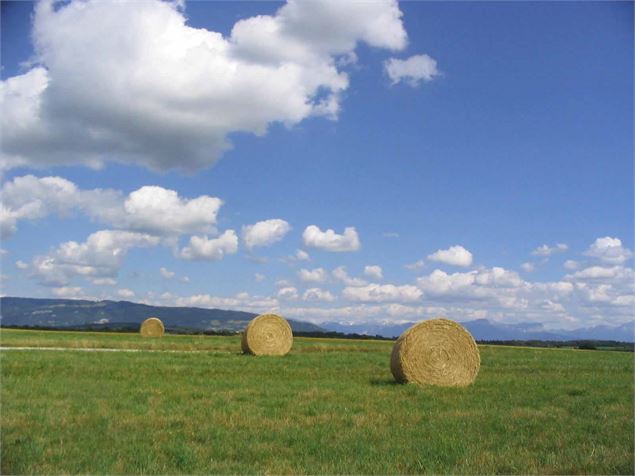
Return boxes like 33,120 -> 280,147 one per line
1,297 -> 633,342
322,318 -> 635,342
0,297 -> 324,333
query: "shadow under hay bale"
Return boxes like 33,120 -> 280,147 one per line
241,313 -> 293,356
391,318 -> 480,386
139,317 -> 165,337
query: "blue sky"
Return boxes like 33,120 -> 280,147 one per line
1,0 -> 633,330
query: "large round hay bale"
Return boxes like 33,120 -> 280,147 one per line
140,317 -> 165,337
241,313 -> 293,356
390,318 -> 480,386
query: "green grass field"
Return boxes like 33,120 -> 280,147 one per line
1,329 -> 633,475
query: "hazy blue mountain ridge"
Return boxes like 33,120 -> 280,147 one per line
0,297 -> 323,333
322,318 -> 635,342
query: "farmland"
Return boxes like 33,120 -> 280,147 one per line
1,329 -> 633,474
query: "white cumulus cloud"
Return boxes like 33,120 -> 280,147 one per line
303,288 -> 335,302
532,243 -> 568,257
1,0 -> 407,171
277,286 -> 299,300
52,286 -> 83,298
242,219 -> 291,249
384,54 -> 439,86
584,237 -> 633,265
427,245 -> 473,267
342,283 -> 422,303
1,175 -> 223,238
27,230 -> 160,286
179,230 -> 239,261
303,225 -> 360,252
120,186 -> 223,236
332,266 -> 367,286
521,262 -> 535,273
364,265 -> 383,280
298,267 -> 327,283
117,288 -> 135,299
295,249 -> 310,261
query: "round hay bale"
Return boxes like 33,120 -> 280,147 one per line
241,313 -> 293,356
390,318 -> 480,386
140,317 -> 164,337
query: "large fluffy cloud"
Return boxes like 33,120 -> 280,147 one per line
1,175 -> 222,238
1,175 -> 87,238
303,225 -> 360,252
25,230 -> 161,286
120,186 -> 222,236
242,219 -> 291,249
1,0 -> 407,171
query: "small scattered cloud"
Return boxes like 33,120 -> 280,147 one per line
384,54 -> 439,87
342,283 -> 422,303
160,267 -> 175,279
91,278 -> 117,286
172,292 -> 278,314
295,249 -> 310,261
179,230 -> 239,261
303,288 -> 335,302
364,265 -> 383,280
521,262 -> 535,273
298,267 -> 328,283
404,259 -> 425,271
277,286 -> 299,300
303,225 -> 360,252
15,260 -> 29,270
275,279 -> 293,288
532,243 -> 568,257
52,286 -> 83,298
254,273 -> 265,282
428,245 -> 473,267
117,288 -> 135,299
583,237 -> 632,265
332,266 -> 367,286
242,219 -> 291,249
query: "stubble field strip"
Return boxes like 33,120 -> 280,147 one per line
0,329 -> 391,353
1,329 -> 633,475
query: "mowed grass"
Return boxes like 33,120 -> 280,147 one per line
1,329 -> 633,475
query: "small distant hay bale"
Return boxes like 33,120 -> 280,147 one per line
241,313 -> 293,356
390,318 -> 480,386
140,317 -> 164,337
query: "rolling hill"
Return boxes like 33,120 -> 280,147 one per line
0,297 -> 324,333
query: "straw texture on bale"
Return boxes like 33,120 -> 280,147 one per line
391,318 -> 480,386
241,313 -> 293,356
140,317 -> 165,337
